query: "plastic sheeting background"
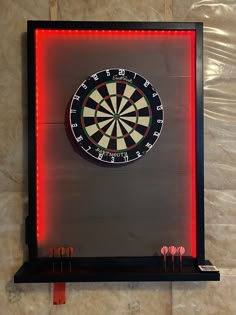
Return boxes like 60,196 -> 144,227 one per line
0,1 -> 235,314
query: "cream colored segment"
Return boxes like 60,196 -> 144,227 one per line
97,118 -> 113,129
83,107 -> 96,117
99,100 -> 114,114
85,123 -> 99,136
116,120 -> 123,137
106,82 -> 116,96
119,119 -> 133,133
98,134 -> 110,149
117,137 -> 127,151
104,120 -> 116,136
134,97 -> 149,110
130,129 -> 143,143
123,84 -> 136,99
118,97 -> 128,114
110,95 -> 117,113
137,116 -> 150,127
120,105 -> 135,116
96,110 -> 113,118
120,116 -> 137,124
89,89 -> 103,103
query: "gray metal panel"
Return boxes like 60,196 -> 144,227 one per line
38,32 -> 194,257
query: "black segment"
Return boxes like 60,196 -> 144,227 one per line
85,97 -> 97,110
124,134 -> 136,148
111,121 -> 117,138
119,121 -> 129,136
96,104 -> 113,116
117,82 -> 126,96
97,84 -> 114,112
99,119 -> 114,134
96,116 -> 113,123
135,124 -> 149,135
116,82 -> 126,112
90,129 -> 104,143
120,118 -> 136,129
83,117 -> 95,126
130,90 -> 143,103
119,101 -> 133,115
108,138 -> 117,151
138,107 -> 150,116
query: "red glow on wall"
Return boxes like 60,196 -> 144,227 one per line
35,29 -> 197,256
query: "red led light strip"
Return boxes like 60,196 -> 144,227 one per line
35,29 -> 194,35
190,31 -> 196,257
35,30 -> 40,241
35,29 -> 197,256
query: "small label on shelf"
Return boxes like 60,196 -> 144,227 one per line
198,265 -> 219,272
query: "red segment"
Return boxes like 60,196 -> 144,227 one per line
82,96 -> 89,106
81,117 -> 85,129
99,129 -> 105,135
96,82 -> 106,89
148,106 -> 152,116
116,80 -> 127,84
89,137 -> 99,147
144,127 -> 150,138
106,148 -> 117,153
136,87 -> 144,97
127,143 -> 139,150
95,103 -> 100,111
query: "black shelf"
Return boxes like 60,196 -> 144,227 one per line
14,258 -> 220,283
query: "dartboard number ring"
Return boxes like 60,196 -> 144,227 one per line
69,68 -> 163,164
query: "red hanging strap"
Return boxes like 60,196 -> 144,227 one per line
53,283 -> 66,305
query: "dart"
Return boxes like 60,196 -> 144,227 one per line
66,247 -> 74,272
58,247 -> 65,272
161,246 -> 168,272
177,246 -> 185,272
168,246 -> 177,272
50,247 -> 55,272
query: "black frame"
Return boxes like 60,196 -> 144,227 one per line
14,21 -> 219,283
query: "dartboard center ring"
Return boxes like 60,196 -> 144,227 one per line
113,113 -> 120,120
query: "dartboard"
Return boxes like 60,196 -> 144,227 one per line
69,68 -> 163,164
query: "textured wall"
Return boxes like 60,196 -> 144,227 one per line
0,0 -> 236,314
